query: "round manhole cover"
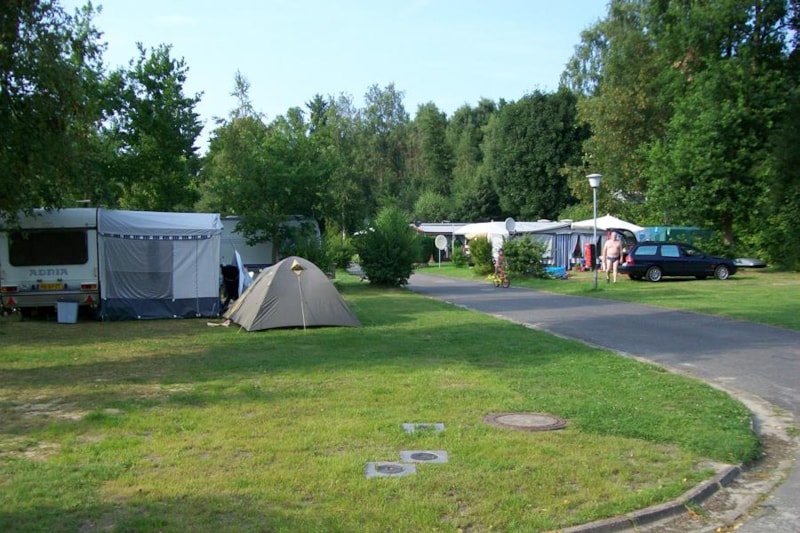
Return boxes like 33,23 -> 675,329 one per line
409,452 -> 439,461
375,463 -> 406,474
484,412 -> 567,431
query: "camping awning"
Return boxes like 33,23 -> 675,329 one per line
98,209 -> 222,238
571,214 -> 643,233
453,221 -> 570,239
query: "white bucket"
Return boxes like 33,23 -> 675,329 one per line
57,300 -> 79,324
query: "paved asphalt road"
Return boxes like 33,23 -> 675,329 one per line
406,272 -> 800,532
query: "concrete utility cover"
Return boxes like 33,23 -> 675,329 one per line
484,412 -> 567,431
365,462 -> 417,478
402,422 -> 445,434
399,450 -> 449,463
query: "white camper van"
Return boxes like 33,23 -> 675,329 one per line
0,208 -> 100,315
1,208 -> 223,320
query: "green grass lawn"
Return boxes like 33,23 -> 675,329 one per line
423,263 -> 800,331
0,276 -> 761,532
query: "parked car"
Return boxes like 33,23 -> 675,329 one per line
733,257 -> 767,268
620,241 -> 737,282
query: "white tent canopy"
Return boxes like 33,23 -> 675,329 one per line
571,214 -> 643,233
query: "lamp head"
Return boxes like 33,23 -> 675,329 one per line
587,173 -> 603,188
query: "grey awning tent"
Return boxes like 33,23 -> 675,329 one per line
453,220 -> 573,264
97,209 -> 222,320
224,256 -> 361,331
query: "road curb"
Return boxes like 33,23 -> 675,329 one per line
556,465 -> 741,533
549,391 -> 797,533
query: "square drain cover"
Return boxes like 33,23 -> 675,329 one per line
402,422 -> 445,434
365,462 -> 417,478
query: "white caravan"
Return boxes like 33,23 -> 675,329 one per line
0,208 -> 100,314
1,208 -> 223,320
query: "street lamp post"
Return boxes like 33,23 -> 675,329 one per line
587,173 -> 603,290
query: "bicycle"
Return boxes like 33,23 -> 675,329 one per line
492,268 -> 510,288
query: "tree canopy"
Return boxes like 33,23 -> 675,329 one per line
0,0 -> 106,220
3,0 -> 800,268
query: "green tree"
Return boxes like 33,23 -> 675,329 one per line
563,0 -> 795,254
643,1 -> 789,246
197,72 -> 268,215
309,93 -> 372,235
450,244 -> 469,267
757,88 -> 800,269
0,0 -> 107,219
646,62 -> 780,246
760,0 -> 800,268
446,99 -> 501,221
412,191 -> 451,222
483,90 -> 585,220
110,43 -> 203,212
204,81 -> 362,263
360,83 -> 410,208
354,206 -> 418,286
234,110 -> 326,263
562,0 -> 664,223
200,73 -> 326,262
306,93 -> 329,134
408,102 -> 453,199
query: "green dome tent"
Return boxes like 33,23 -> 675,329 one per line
223,256 -> 361,331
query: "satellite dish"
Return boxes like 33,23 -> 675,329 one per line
435,235 -> 448,251
505,217 -> 516,233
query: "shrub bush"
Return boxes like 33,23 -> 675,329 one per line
324,224 -> 356,271
451,244 -> 469,268
354,207 -> 420,286
504,237 -> 548,278
468,236 -> 493,275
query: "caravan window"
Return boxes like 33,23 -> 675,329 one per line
8,230 -> 89,266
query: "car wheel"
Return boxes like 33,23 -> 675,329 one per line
714,265 -> 730,280
646,266 -> 663,282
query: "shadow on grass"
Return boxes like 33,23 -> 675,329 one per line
0,493 -> 385,532
0,306 -> 567,437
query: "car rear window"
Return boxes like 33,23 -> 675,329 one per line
634,245 -> 658,256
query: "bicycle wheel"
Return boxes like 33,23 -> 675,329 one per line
501,277 -> 510,288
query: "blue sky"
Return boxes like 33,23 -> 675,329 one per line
63,1 -> 609,144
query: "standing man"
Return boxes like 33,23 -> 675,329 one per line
602,233 -> 623,283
